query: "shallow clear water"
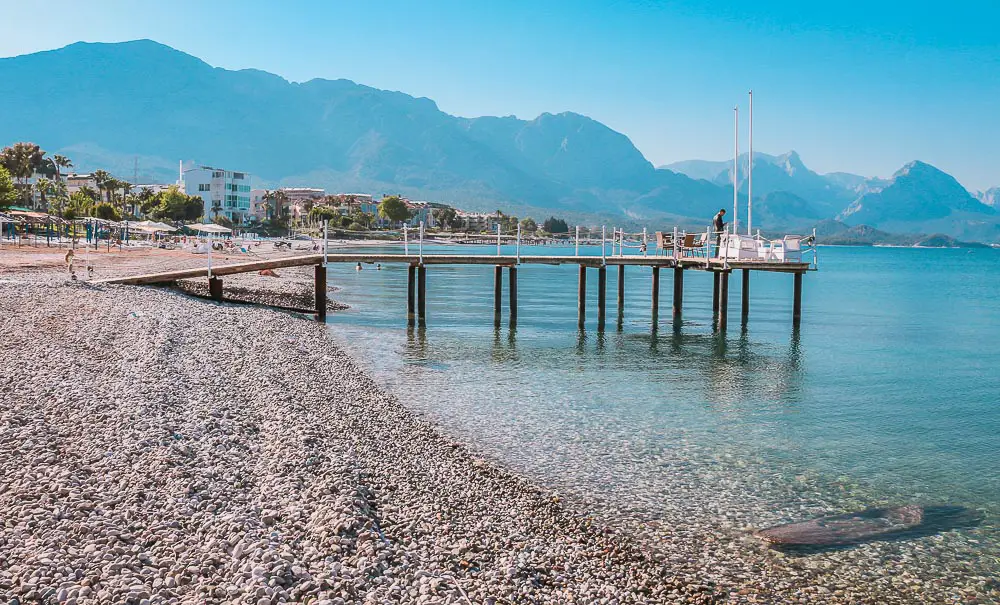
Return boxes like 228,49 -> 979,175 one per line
324,243 -> 1000,591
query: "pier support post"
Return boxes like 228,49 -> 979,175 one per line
712,271 -> 721,317
617,264 -> 625,321
209,276 -> 223,301
407,265 -> 416,326
509,266 -> 518,326
314,264 -> 327,320
578,265 -> 587,329
417,265 -> 427,327
672,267 -> 684,321
741,269 -> 750,326
494,265 -> 503,327
793,272 -> 803,327
718,271 -> 729,331
651,266 -> 660,328
597,266 -> 607,331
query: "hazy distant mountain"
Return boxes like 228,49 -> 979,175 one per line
0,39 -> 687,217
837,161 -> 998,241
839,161 -> 993,223
0,40 -> 997,243
975,186 -> 1000,208
663,151 -> 854,216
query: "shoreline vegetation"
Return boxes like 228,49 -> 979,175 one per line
2,248 -> 995,604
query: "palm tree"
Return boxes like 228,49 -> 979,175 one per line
91,170 -> 111,206
137,186 -> 155,216
52,155 -> 72,184
49,181 -> 69,218
34,177 -> 51,212
211,199 -> 222,220
0,143 -> 47,207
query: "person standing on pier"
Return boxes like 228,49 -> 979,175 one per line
713,208 -> 727,255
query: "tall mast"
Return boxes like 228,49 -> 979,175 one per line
748,90 -> 753,235
733,106 -> 739,234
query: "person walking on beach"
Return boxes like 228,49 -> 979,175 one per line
712,208 -> 727,255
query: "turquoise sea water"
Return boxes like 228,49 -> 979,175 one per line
323,244 -> 1000,593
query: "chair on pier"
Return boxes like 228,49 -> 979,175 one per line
655,231 -> 673,256
763,235 -> 803,262
680,233 -> 707,257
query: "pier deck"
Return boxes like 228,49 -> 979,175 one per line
96,252 -> 814,329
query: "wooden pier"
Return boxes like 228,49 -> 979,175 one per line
97,252 -> 814,330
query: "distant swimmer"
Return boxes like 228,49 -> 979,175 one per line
376,263 -> 382,270
356,262 -> 363,271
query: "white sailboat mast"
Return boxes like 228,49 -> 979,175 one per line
733,106 -> 739,234
748,90 -> 753,235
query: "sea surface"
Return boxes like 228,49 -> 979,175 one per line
323,243 -> 1000,597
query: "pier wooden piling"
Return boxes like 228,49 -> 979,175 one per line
712,272 -> 721,317
651,266 -> 660,327
673,267 -> 684,321
407,265 -> 416,327
741,269 -> 750,326
718,271 -> 729,331
417,265 -> 427,327
96,249 -> 813,329
597,266 -> 607,331
493,265 -> 503,327
617,265 -> 625,326
509,266 -> 518,326
793,272 -> 803,326
315,264 -> 327,320
208,276 -> 223,301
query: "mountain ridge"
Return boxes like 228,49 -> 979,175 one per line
1,40 -> 998,242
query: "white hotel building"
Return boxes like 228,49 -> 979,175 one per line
181,164 -> 252,223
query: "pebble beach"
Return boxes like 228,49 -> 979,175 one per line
1,248 -> 997,604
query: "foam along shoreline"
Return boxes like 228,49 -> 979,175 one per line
0,276 -> 719,604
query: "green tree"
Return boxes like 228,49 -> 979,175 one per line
309,205 -> 339,223
52,154 -> 72,182
542,216 -> 569,234
520,217 -> 538,232
77,185 -> 99,202
64,190 -> 94,220
210,199 -> 222,220
93,202 -> 120,221
34,177 -> 52,212
434,207 -> 457,230
91,170 -> 112,206
0,142 -> 47,207
378,195 -> 412,225
0,165 -> 17,209
152,185 -> 203,222
137,186 -> 156,215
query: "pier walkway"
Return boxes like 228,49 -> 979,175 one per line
96,249 -> 814,331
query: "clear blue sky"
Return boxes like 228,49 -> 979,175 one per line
2,0 -> 997,190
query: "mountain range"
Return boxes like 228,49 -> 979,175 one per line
0,39 -> 997,243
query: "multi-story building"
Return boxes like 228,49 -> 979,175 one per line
456,210 -> 500,232
280,187 -> 325,220
65,173 -> 99,195
181,165 -> 252,223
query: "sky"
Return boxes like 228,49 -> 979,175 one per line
1,0 -> 997,190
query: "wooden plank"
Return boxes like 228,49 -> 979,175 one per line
315,264 -> 327,320
741,269 -> 750,325
651,266 -> 660,328
418,265 -> 427,327
208,276 -> 223,301
509,266 -> 518,326
793,272 -> 803,326
597,266 -> 607,331
672,267 -> 683,321
407,265 -> 416,327
494,265 -> 502,327
718,271 -> 729,331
